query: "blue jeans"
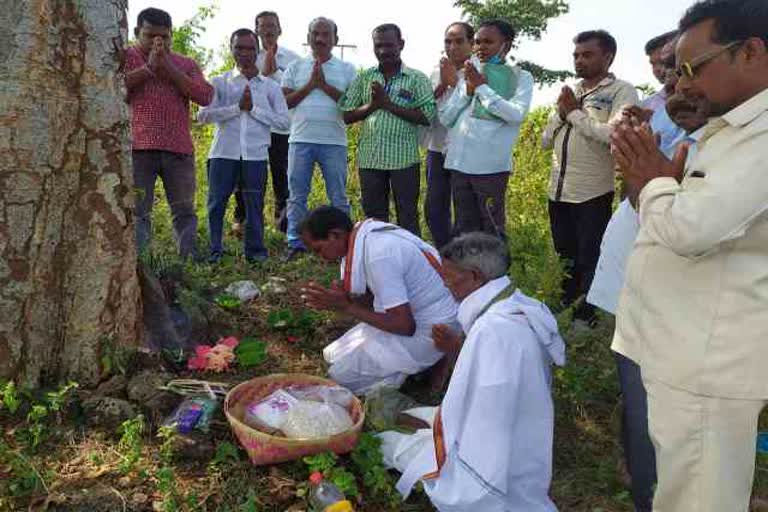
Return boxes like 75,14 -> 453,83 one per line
615,351 -> 656,512
207,158 -> 268,260
286,143 -> 350,249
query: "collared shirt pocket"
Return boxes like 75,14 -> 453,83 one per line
583,95 -> 614,121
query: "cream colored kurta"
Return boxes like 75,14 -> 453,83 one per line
612,88 -> 768,399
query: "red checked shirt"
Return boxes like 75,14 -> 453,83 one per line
124,46 -> 213,155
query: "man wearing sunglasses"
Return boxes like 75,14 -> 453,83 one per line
610,0 -> 768,510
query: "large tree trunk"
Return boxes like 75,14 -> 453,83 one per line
0,0 -> 140,387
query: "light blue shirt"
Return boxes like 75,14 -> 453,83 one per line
642,89 -> 668,115
282,56 -> 357,146
439,67 -> 534,175
651,106 -> 688,158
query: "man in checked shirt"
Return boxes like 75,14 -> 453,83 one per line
124,7 -> 213,258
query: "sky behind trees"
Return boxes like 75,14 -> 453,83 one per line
128,0 -> 693,105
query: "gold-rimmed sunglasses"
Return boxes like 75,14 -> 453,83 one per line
675,41 -> 743,80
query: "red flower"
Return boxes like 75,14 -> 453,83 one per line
219,336 -> 240,348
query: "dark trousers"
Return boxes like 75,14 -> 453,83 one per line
548,192 -> 613,320
235,132 -> 289,227
132,150 -> 197,258
615,352 -> 656,512
207,159 -> 268,260
359,165 -> 421,236
424,151 -> 454,249
451,170 -> 509,239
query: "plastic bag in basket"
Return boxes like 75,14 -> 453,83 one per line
281,400 -> 354,439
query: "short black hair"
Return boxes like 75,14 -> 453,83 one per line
679,0 -> 768,46
574,30 -> 618,62
645,30 -> 678,55
299,206 -> 353,240
478,19 -> 516,43
137,7 -> 172,29
373,23 -> 402,41
255,11 -> 280,29
230,28 -> 258,46
446,21 -> 475,41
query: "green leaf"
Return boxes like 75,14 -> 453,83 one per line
214,293 -> 240,309
328,466 -> 360,498
234,339 -> 268,368
210,440 -> 241,468
302,451 -> 338,474
1,381 -> 20,414
266,309 -> 294,330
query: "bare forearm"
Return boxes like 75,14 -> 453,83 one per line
383,103 -> 429,125
343,105 -> 375,124
434,83 -> 449,99
320,83 -> 343,102
285,85 -> 312,109
344,303 -> 416,336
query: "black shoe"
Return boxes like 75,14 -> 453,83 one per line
208,252 -> 223,264
282,247 -> 307,262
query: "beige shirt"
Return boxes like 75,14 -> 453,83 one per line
542,76 -> 638,203
612,88 -> 768,399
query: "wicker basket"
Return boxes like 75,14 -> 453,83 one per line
224,374 -> 364,466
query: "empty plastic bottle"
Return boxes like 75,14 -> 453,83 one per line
308,472 -> 354,512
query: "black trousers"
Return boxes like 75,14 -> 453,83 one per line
424,151 -> 454,248
451,170 -> 510,239
235,132 -> 289,226
359,165 -> 421,237
548,191 -> 613,320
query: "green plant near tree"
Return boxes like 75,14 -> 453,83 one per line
117,414 -> 146,474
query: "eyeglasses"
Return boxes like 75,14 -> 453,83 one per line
675,41 -> 743,80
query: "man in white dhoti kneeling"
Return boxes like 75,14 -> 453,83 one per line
378,232 -> 565,511
300,206 -> 458,395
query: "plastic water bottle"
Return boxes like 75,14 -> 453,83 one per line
308,472 -> 354,512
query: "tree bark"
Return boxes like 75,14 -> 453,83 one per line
0,0 -> 140,387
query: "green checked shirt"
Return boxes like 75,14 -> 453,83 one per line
340,65 -> 436,170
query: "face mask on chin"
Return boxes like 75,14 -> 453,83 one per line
487,54 -> 505,65
485,43 -> 510,65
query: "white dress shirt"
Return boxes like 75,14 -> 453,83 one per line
420,67 -> 465,154
281,56 -> 357,146
257,46 -> 301,135
438,66 -> 534,174
197,69 -> 289,161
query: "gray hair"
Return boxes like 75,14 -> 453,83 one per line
440,233 -> 510,280
308,17 -> 338,38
